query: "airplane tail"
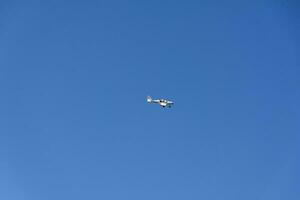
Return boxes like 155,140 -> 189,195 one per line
147,95 -> 152,103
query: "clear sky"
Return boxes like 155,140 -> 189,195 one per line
0,0 -> 299,199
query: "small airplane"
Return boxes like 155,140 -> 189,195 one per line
147,96 -> 174,108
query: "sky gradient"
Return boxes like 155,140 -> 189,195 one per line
0,1 -> 299,200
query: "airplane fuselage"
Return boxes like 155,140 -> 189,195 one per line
148,96 -> 174,108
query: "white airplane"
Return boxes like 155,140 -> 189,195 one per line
147,96 -> 174,108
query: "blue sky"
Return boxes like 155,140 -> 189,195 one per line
0,0 -> 299,199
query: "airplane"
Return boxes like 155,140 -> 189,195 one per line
147,96 -> 174,108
